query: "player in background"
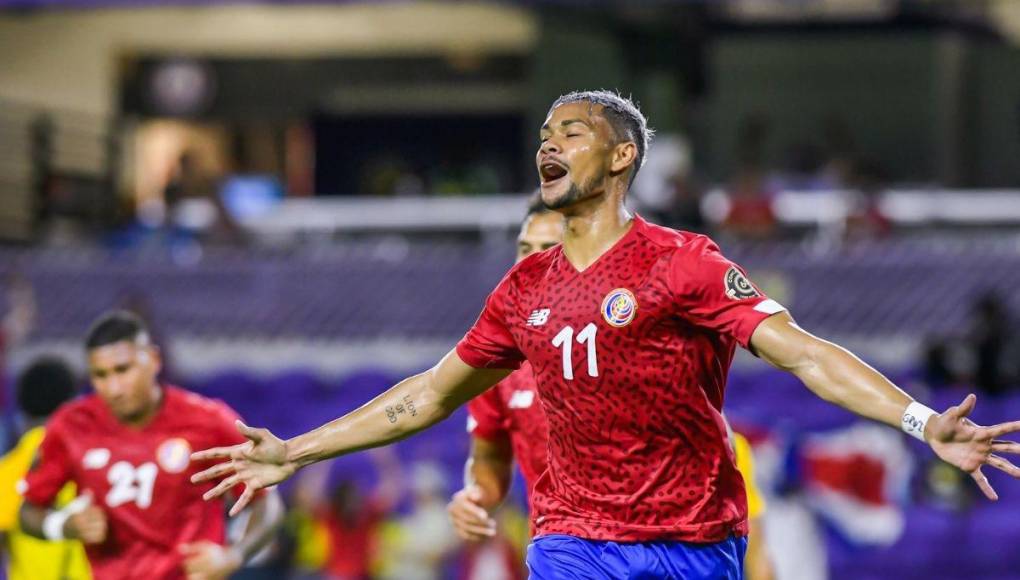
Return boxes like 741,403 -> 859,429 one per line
19,311 -> 284,580
447,197 -> 775,579
194,91 -> 1020,579
728,428 -> 773,580
0,357 -> 90,580
447,194 -> 561,542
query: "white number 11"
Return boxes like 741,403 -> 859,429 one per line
552,323 -> 599,380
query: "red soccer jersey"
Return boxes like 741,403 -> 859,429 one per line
456,215 -> 785,543
21,386 -> 250,580
466,362 -> 549,505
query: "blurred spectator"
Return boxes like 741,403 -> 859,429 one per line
163,150 -> 241,244
919,457 -> 976,512
630,134 -> 708,232
844,160 -> 892,241
722,116 -> 779,239
377,462 -> 457,580
282,449 -> 401,580
668,169 -> 708,233
458,527 -> 524,580
771,141 -> 826,192
283,464 -> 331,579
1,272 -> 36,357
722,167 -> 778,239
327,450 -> 401,580
1,273 -> 36,418
968,292 -> 1015,396
922,337 -> 956,389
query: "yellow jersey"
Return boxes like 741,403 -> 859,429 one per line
0,426 -> 91,580
733,431 -> 766,520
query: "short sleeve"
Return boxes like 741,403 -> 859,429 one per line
456,272 -> 525,370
669,236 -> 785,348
466,389 -> 509,442
20,424 -> 73,508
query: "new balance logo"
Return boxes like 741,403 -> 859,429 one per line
527,308 -> 551,326
507,390 -> 536,409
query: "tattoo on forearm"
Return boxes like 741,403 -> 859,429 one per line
385,395 -> 419,424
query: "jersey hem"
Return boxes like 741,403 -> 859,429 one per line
534,516 -> 749,544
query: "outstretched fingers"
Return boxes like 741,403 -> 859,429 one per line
235,420 -> 265,444
987,454 -> 1020,479
947,394 -> 977,420
191,444 -> 244,462
191,461 -> 237,484
229,485 -> 256,517
992,440 -> 1020,455
983,421 -> 1020,440
202,473 -> 240,501
971,467 -> 999,501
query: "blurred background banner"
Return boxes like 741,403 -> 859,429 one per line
3,1 -> 1020,579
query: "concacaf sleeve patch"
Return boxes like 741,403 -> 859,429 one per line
724,267 -> 761,300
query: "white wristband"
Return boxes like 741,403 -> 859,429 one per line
42,492 -> 93,541
42,509 -> 70,540
902,401 -> 938,442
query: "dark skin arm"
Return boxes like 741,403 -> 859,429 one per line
751,311 -> 1020,499
20,493 -> 107,544
448,435 -> 514,542
180,489 -> 285,580
192,350 -> 512,515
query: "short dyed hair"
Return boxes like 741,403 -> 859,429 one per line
548,90 -> 654,186
85,310 -> 150,350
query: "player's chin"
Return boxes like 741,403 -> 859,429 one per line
539,178 -> 573,209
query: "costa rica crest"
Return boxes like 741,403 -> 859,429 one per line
157,438 -> 192,474
601,288 -> 638,327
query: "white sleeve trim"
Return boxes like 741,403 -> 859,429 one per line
753,299 -> 786,315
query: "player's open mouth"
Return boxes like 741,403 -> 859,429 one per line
540,161 -> 569,184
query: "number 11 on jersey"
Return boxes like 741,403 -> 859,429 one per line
552,323 -> 599,380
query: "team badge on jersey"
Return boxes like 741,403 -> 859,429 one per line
601,288 -> 638,327
157,438 -> 192,473
724,267 -> 760,300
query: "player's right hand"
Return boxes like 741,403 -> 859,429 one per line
447,484 -> 497,542
190,421 -> 296,516
64,493 -> 108,545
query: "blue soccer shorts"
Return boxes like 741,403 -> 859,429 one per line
526,534 -> 747,579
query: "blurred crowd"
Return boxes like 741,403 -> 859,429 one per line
17,106 -> 906,252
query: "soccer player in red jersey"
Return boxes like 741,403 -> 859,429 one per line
194,91 -> 1020,579
19,311 -> 284,580
447,196 -> 562,542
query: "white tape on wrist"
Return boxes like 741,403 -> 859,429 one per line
42,510 -> 70,540
902,401 -> 938,442
42,493 -> 93,541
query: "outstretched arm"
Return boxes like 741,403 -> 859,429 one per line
751,311 -> 1020,499
192,350 -> 511,515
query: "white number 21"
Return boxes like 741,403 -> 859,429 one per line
106,461 -> 157,509
551,323 -> 599,380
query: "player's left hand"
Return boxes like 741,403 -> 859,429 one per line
926,393 -> 1020,500
179,541 -> 243,580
